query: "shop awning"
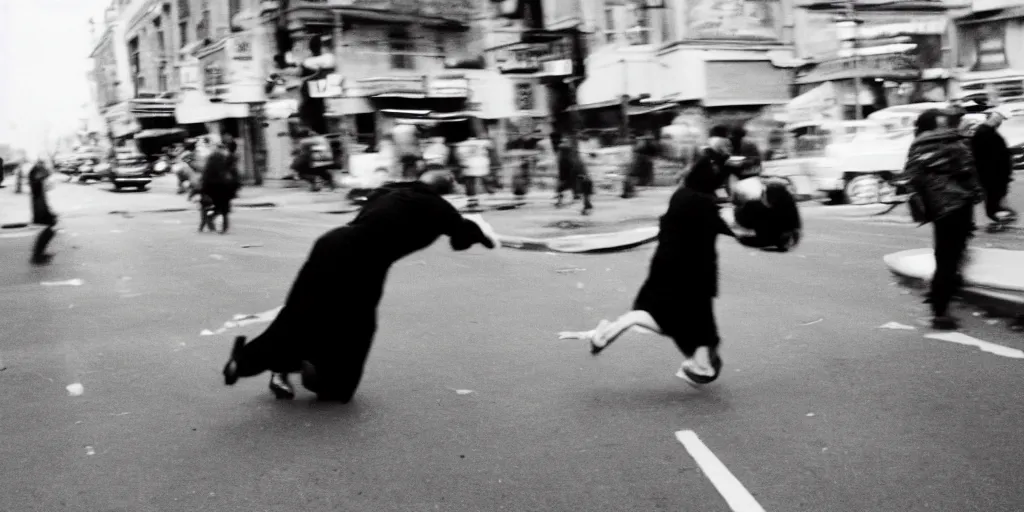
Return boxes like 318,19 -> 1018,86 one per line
567,99 -> 622,112
134,128 -> 187,139
130,98 -> 177,119
628,103 -> 678,117
956,6 -> 1024,26
175,92 -> 249,124
857,18 -> 948,40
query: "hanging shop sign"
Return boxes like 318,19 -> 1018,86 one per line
198,33 -> 264,103
974,24 -> 1008,72
308,73 -> 345,98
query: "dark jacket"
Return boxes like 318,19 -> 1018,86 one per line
970,124 -> 1013,186
29,162 -> 57,226
904,129 -> 983,223
727,138 -> 763,179
201,149 -> 241,198
557,145 -> 587,182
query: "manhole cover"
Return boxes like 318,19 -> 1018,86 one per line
546,220 -> 594,230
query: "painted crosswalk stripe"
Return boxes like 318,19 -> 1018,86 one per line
675,430 -> 766,512
924,332 -> 1024,359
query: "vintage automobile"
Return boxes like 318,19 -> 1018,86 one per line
109,148 -> 152,190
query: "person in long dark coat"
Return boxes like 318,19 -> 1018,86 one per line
970,107 -> 1017,230
559,132 -> 737,386
199,144 -> 241,234
28,160 -> 58,265
222,170 -> 499,402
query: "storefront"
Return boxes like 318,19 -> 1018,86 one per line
953,4 -> 1024,105
177,33 -> 267,182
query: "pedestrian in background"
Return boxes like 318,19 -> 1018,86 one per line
554,135 -> 593,215
622,133 -> 657,199
199,144 -> 241,234
458,135 -> 494,212
903,109 -> 984,330
28,158 -> 58,265
970,106 -> 1018,231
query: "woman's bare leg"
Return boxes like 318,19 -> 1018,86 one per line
559,310 -> 662,355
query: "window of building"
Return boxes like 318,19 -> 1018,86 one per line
180,20 -> 189,46
229,0 -> 242,32
158,64 -> 168,92
129,36 -> 142,94
178,0 -> 190,47
389,29 -> 414,70
177,0 -> 189,18
626,3 -> 650,45
197,1 -> 210,42
154,18 -> 165,56
603,6 -> 617,43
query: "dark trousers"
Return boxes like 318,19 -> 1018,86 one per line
982,181 -> 1015,222
930,205 -> 974,316
32,224 -> 57,259
556,175 -> 593,209
301,167 -> 336,191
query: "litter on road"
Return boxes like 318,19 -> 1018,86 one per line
455,389 -> 474,395
800,318 -> 823,326
209,254 -> 225,261
41,279 -> 84,287
85,446 -> 95,456
66,383 -> 84,396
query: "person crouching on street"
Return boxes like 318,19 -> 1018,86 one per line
904,109 -> 984,330
970,106 -> 1018,231
28,158 -> 59,265
558,130 -> 737,386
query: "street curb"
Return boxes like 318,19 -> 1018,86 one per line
884,252 -> 1024,319
498,227 -> 659,254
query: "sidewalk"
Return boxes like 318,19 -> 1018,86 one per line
885,248 -> 1024,318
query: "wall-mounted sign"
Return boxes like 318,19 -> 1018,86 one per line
493,35 -> 574,75
514,81 -> 535,111
357,76 -> 426,97
427,77 -> 469,97
198,33 -> 264,103
308,73 -> 344,98
179,59 -> 201,91
687,0 -> 782,41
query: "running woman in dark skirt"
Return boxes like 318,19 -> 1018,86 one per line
222,170 -> 499,402
560,134 -> 737,385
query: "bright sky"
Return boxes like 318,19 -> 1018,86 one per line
0,0 -> 110,153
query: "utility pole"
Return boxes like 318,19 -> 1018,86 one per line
845,0 -> 863,120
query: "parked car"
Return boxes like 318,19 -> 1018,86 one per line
110,149 -> 152,190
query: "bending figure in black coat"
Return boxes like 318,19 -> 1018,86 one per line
222,171 -> 499,402
559,134 -> 737,386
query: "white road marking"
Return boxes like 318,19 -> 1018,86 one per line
675,430 -> 766,512
41,279 -> 84,287
925,332 -> 1024,359
879,322 -> 916,330
0,231 -> 37,239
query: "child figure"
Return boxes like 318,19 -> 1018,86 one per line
560,128 -> 737,385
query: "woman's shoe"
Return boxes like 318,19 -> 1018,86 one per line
223,336 -> 246,386
269,373 -> 295,400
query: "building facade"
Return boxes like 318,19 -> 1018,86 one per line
952,0 -> 1024,105
790,0 -> 958,121
528,0 -> 802,141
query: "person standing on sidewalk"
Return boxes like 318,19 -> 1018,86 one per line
458,135 -> 494,212
554,136 -> 593,215
970,106 -> 1017,231
28,158 -> 58,265
904,109 -> 984,330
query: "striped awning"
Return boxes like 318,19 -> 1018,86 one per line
130,98 -> 177,118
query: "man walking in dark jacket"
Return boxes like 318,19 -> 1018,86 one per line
28,159 -> 58,265
970,106 -> 1017,230
554,135 -> 593,215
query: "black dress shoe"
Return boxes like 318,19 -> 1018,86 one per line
30,253 -> 54,265
223,336 -> 246,385
269,373 -> 295,399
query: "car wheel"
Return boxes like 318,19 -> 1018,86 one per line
137,185 -> 146,191
843,174 -> 882,206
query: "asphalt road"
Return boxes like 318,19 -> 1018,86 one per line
1,193 -> 1023,511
